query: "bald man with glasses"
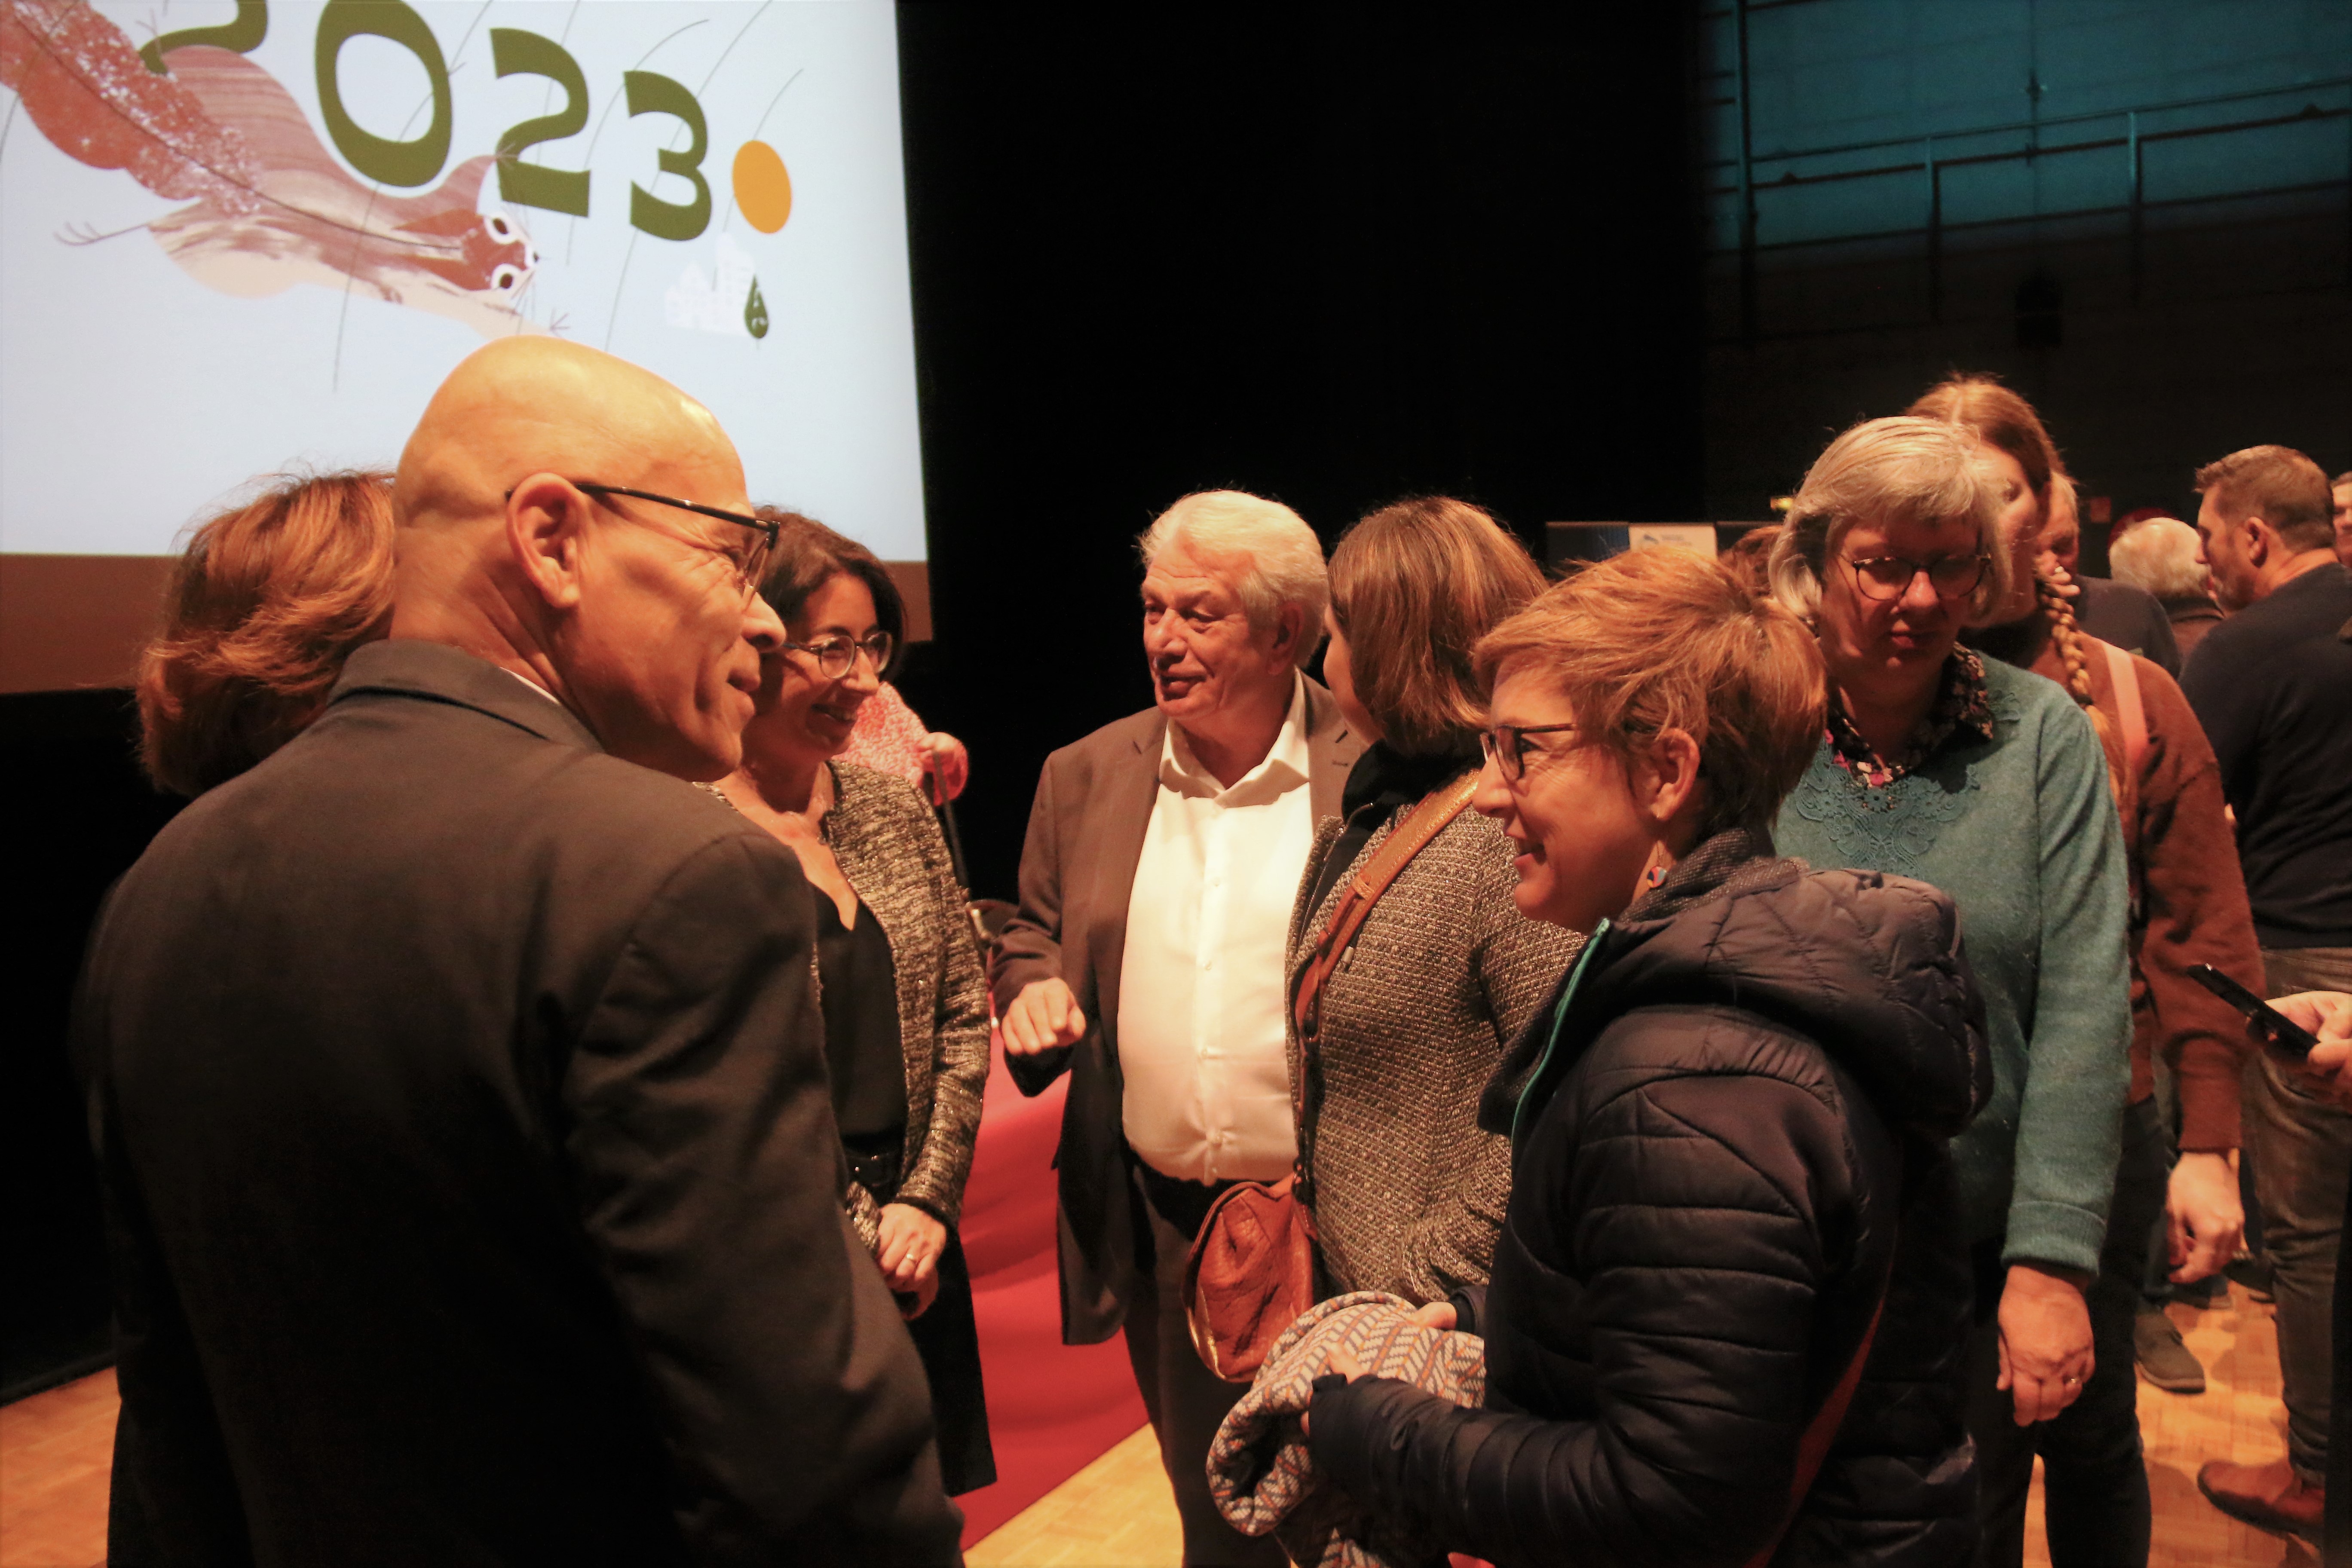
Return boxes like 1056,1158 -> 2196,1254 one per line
77,338 -> 962,1565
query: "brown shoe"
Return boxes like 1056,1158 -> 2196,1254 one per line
2197,1457 -> 2324,1540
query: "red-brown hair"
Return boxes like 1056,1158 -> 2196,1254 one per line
137,471 -> 396,796
1474,546 -> 1825,839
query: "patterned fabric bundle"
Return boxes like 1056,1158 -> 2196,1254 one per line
1207,1291 -> 1485,1568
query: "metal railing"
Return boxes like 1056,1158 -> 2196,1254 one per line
1711,31 -> 2352,338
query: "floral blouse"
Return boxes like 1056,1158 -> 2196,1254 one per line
1822,646 -> 1996,788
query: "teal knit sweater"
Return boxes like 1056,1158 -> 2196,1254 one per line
1774,658 -> 2131,1275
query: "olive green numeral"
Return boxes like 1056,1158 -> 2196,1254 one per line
141,0 -> 267,74
623,70 -> 710,241
490,30 -> 590,216
315,0 -> 451,189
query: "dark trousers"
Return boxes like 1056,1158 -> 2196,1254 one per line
2327,1164 -> 2352,1565
1122,1167 -> 1286,1568
2250,947 -> 2352,1484
1967,1097 -> 2167,1568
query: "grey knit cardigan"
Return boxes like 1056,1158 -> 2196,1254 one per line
1286,794 -> 1582,1304
726,762 -> 992,1245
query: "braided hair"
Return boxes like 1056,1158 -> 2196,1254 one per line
2034,564 -> 2131,817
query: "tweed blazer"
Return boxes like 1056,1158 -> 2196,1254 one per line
992,677 -> 1360,1343
815,763 -> 993,1239
1286,794 -> 1581,1304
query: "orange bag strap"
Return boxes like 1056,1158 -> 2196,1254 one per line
1291,771 -> 1482,1046
1740,1290 -> 1885,1568
2100,640 -> 2147,783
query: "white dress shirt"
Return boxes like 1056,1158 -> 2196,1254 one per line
1118,674 -> 1315,1185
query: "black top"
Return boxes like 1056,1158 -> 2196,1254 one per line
74,639 -> 960,1565
1304,738 -> 1481,918
815,895 -> 909,1143
2076,575 -> 2182,677
2180,562 -> 2352,947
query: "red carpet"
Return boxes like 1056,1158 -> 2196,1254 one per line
954,1033 -> 1147,1546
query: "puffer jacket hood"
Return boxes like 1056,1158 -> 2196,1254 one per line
1482,828 -> 1992,1146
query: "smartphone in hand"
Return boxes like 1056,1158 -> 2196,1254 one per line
2188,964 -> 2321,1062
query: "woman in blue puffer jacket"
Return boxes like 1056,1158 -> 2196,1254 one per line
1305,545 -> 1992,1568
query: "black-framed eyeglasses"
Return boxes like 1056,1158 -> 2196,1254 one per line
525,481 -> 778,599
1478,721 -> 1580,784
782,631 -> 895,680
1843,552 -> 1988,602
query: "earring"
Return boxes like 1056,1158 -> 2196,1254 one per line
1640,844 -> 1670,890
1645,861 -> 1668,889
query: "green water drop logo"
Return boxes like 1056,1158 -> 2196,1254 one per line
744,276 -> 769,340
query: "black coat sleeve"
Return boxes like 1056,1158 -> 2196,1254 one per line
564,834 -> 962,1565
1309,1069 -> 1859,1568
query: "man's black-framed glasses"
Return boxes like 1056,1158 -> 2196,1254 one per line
1478,721 -> 1580,784
1843,552 -> 1988,602
568,481 -> 778,598
782,631 -> 895,680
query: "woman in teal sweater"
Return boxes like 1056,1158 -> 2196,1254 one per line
1767,417 -> 2132,1564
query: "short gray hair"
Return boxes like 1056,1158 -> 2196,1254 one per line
2110,518 -> 2209,601
1767,416 -> 2010,623
1138,490 -> 1329,669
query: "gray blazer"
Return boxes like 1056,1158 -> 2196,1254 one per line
824,761 -> 992,1242
990,680 -> 1360,1344
1286,799 -> 1581,1304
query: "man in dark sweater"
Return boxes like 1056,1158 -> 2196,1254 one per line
2181,443 -> 2352,1541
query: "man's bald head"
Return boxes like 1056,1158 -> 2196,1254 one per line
386,338 -> 781,782
395,338 -> 741,533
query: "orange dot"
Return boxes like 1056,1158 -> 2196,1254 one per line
733,141 -> 792,234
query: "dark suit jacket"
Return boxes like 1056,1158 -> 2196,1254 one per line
2078,575 -> 2182,678
989,680 -> 1359,1343
76,640 -> 962,1567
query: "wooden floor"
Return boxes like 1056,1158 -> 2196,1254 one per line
0,1286 -> 2315,1567
0,1369 -> 113,1568
965,1284 -> 2317,1567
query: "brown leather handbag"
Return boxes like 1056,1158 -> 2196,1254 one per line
1182,772 -> 1482,1383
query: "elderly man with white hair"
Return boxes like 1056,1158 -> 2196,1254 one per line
993,490 -> 1361,1564
2110,515 -> 2225,663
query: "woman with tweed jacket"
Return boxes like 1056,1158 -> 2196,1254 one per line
714,516 -> 994,1494
1290,497 -> 1581,1304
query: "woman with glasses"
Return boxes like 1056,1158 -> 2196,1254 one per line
1304,545 -> 1987,1566
1288,497 -> 1577,1306
712,514 -> 994,1494
1766,417 -> 2139,1565
1911,375 -> 2266,1557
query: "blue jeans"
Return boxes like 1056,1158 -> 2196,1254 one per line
1968,1096 -> 2165,1568
2248,946 -> 2352,1484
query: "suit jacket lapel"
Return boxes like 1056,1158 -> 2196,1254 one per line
1087,712 -> 1165,1066
1302,679 -> 1357,820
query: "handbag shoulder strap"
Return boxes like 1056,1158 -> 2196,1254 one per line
2100,640 -> 2147,782
1740,1230 -> 1896,1568
1291,770 -> 1480,1043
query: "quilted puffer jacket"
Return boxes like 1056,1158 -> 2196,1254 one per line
1308,830 -> 1992,1568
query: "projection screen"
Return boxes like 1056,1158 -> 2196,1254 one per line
0,0 -> 927,689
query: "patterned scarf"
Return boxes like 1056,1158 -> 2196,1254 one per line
1822,646 -> 1994,787
1208,1292 -> 1486,1568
